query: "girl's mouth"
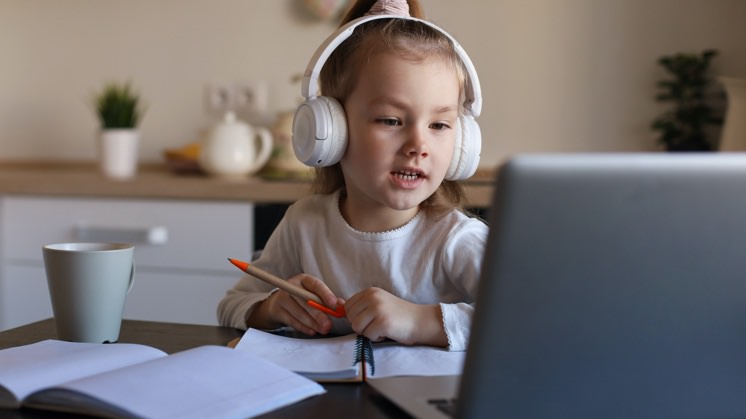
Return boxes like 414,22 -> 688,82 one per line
392,170 -> 423,181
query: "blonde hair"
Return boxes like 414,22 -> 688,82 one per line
313,0 -> 469,216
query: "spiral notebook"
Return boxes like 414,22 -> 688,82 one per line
235,328 -> 464,383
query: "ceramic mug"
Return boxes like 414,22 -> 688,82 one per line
42,243 -> 135,343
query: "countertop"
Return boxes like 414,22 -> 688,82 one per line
0,161 -> 495,207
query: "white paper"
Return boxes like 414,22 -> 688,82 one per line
236,329 -> 466,380
370,341 -> 466,378
31,345 -> 325,419
0,340 -> 165,407
236,329 -> 361,379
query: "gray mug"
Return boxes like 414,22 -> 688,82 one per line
42,243 -> 135,343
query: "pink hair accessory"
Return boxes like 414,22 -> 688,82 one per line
365,0 -> 410,17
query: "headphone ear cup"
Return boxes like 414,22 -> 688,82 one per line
445,114 -> 482,181
323,97 -> 348,165
292,96 -> 348,167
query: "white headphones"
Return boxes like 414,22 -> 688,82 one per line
292,14 -> 483,181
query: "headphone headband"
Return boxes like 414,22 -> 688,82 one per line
300,14 -> 482,117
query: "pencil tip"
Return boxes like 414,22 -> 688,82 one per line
227,258 -> 249,272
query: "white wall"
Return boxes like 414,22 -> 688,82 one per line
1,0 -> 745,168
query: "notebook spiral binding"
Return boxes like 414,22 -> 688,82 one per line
353,335 -> 376,376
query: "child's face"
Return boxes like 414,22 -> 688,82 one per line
341,51 -> 460,214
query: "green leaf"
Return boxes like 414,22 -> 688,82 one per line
94,81 -> 145,129
651,49 -> 722,151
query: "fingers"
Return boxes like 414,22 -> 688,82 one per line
298,275 -> 340,308
344,288 -> 397,342
275,297 -> 323,335
344,288 -> 439,345
268,274 -> 339,335
276,292 -> 333,334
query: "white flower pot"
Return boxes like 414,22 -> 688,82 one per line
99,129 -> 140,179
719,77 -> 746,151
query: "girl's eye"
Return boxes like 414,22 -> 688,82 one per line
430,122 -> 451,131
378,118 -> 401,127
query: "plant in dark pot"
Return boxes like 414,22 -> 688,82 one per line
651,49 -> 724,151
94,81 -> 145,179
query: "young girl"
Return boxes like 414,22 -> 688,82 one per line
218,0 -> 487,351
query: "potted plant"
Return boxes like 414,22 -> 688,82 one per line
651,49 -> 723,151
94,81 -> 145,179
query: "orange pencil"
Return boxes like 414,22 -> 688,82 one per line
227,258 -> 346,318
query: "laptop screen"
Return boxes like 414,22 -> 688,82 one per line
458,153 -> 746,418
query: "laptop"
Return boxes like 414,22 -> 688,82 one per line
369,153 -> 746,418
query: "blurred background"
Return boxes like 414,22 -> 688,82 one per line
1,0 -> 745,169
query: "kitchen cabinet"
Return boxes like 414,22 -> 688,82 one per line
0,196 -> 253,331
0,162 -> 494,331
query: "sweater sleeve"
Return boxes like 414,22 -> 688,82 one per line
440,302 -> 475,351
440,216 -> 488,351
217,205 -> 302,330
217,274 -> 274,330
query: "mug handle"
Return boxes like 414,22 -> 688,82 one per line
127,261 -> 136,294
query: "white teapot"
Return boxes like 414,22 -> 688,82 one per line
199,112 -> 273,177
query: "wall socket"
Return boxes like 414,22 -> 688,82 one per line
204,84 -> 232,115
204,81 -> 269,115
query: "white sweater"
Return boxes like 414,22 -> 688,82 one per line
217,190 -> 488,351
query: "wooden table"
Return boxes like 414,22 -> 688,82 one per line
0,319 -> 408,418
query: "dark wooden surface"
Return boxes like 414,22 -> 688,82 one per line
0,318 -> 243,353
0,319 -> 408,419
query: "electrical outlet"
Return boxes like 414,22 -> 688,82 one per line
204,84 -> 233,115
233,81 -> 268,114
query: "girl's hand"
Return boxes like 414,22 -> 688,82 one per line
344,287 -> 448,347
249,274 -> 343,336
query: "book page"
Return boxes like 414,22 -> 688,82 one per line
369,341 -> 466,378
24,345 -> 325,419
0,339 -> 166,408
235,329 -> 465,381
236,329 -> 362,380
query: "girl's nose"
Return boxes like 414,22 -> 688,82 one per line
404,127 -> 429,158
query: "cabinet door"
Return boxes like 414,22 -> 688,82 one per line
1,196 -> 253,329
123,271 -> 239,325
0,266 -> 240,329
2,196 -> 254,271
0,266 -> 53,330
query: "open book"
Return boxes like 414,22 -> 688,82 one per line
0,339 -> 324,418
235,329 -> 465,382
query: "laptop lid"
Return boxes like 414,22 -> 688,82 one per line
457,153 -> 746,418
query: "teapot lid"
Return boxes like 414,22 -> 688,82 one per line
221,111 -> 239,124
214,111 -> 250,130
208,111 -> 251,141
